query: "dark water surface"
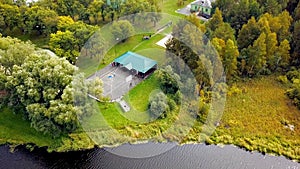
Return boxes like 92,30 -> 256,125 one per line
0,143 -> 299,169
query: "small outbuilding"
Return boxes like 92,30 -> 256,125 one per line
113,51 -> 157,78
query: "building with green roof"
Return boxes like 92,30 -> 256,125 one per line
190,0 -> 213,18
113,51 -> 157,78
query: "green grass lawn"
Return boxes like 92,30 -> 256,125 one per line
127,74 -> 160,112
83,74 -> 160,130
0,107 -> 61,149
80,33 -> 167,77
161,0 -> 194,17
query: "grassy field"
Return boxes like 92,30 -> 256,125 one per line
209,76 -> 300,160
0,108 -> 62,150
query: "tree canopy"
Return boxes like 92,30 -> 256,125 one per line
0,36 -> 103,137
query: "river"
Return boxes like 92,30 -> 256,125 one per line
0,143 -> 299,169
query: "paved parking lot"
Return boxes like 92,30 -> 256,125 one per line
87,65 -> 142,101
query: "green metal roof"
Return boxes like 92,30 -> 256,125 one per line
114,51 -> 157,73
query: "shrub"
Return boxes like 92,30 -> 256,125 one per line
227,84 -> 242,96
276,75 -> 289,84
286,70 -> 300,81
286,81 -> 300,109
156,66 -> 180,95
148,92 -> 170,119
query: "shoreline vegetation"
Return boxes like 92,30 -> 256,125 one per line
1,75 -> 299,161
0,0 -> 299,163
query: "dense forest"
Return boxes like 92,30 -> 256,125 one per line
166,0 -> 300,114
0,0 -> 299,159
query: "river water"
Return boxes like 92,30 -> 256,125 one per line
0,143 -> 299,169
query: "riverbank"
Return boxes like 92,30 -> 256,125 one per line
1,75 -> 299,161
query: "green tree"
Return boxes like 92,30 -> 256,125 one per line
228,0 -> 251,32
57,16 -> 75,31
292,21 -> 300,65
54,0 -> 88,21
24,6 -> 58,36
0,4 -> 22,34
212,0 -> 235,22
0,36 -> 35,75
5,52 -> 103,136
212,22 -> 235,42
49,30 -> 79,64
6,53 -> 77,136
206,7 -> 223,32
258,0 -> 282,15
294,1 -> 300,21
237,17 -> 261,50
111,20 -> 135,42
149,92 -> 169,118
166,19 -> 211,89
156,66 -> 181,94
87,0 -> 104,24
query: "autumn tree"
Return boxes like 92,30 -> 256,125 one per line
224,39 -> 239,80
186,14 -> 206,32
265,31 -> 278,71
211,37 -> 226,59
212,38 -> 238,81
277,39 -> 291,69
246,32 -> 267,76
